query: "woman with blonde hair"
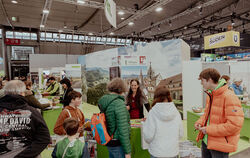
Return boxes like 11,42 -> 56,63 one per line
143,85 -> 183,158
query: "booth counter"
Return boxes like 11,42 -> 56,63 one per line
97,120 -> 150,158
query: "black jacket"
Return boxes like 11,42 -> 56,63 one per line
60,87 -> 73,107
0,95 -> 50,158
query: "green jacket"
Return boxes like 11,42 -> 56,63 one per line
47,81 -> 60,95
56,138 -> 84,158
98,94 -> 131,154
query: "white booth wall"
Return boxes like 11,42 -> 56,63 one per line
29,54 -> 80,72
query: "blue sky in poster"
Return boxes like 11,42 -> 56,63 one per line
121,66 -> 147,78
78,55 -> 86,65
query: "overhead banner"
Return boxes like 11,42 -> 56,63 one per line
204,31 -> 240,50
104,0 -> 116,28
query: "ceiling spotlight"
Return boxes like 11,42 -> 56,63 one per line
40,24 -> 45,28
11,0 -> 18,4
118,11 -> 125,15
88,33 -> 93,36
128,22 -> 134,26
121,17 -> 125,20
158,25 -> 161,31
184,26 -> 187,29
199,8 -> 203,16
64,25 -> 67,29
197,5 -> 202,9
155,7 -> 163,12
231,19 -> 235,26
77,0 -> 85,4
43,9 -> 49,14
11,16 -> 17,22
110,32 -> 114,35
58,30 -> 63,33
169,20 -> 172,27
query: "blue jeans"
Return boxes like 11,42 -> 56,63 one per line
107,146 -> 125,158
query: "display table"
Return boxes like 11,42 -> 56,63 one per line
42,106 -> 63,135
240,104 -> 250,142
97,120 -> 150,158
187,111 -> 202,147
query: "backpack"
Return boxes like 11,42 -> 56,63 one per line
90,100 -> 117,145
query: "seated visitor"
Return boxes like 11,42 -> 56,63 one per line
52,117 -> 90,158
43,76 -> 60,96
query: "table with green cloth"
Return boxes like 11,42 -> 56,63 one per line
241,104 -> 250,142
187,111 -> 202,147
42,102 -> 63,135
97,120 -> 150,158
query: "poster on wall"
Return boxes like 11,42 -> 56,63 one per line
110,66 -> 120,81
0,57 -> 4,77
78,39 -> 190,104
65,64 -> 82,93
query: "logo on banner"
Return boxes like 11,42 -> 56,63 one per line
233,34 -> 238,43
209,35 -> 225,46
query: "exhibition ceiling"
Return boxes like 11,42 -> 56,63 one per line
0,0 -> 249,40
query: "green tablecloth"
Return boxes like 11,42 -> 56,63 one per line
187,111 -> 202,147
97,127 -> 150,158
42,106 -> 62,135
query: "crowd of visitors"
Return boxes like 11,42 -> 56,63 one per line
0,68 -> 244,158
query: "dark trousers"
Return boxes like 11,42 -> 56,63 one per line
202,141 -> 229,158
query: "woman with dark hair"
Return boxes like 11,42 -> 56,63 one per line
126,79 -> 149,119
59,77 -> 73,107
142,85 -> 183,158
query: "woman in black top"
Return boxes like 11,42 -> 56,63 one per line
60,78 -> 73,107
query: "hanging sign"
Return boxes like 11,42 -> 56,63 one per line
104,0 -> 117,28
5,38 -> 20,45
204,31 -> 240,50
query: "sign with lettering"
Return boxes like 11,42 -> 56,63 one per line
204,31 -> 240,50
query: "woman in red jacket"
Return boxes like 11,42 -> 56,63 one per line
126,79 -> 149,119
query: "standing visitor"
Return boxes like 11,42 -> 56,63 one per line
0,80 -> 50,157
98,78 -> 131,158
59,78 -> 73,107
126,79 -> 149,119
54,91 -> 85,138
142,85 -> 183,158
195,68 -> 244,158
229,77 -> 243,95
52,117 -> 90,158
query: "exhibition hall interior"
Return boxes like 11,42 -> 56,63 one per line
0,0 -> 250,158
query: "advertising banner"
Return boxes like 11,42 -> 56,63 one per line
204,31 -> 240,50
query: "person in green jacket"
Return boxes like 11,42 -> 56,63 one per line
43,77 -> 60,96
98,78 -> 131,158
